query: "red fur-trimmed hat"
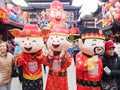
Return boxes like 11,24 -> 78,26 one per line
20,24 -> 41,37
105,40 -> 115,49
50,25 -> 68,36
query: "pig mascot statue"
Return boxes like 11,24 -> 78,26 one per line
13,24 -> 46,90
46,0 -> 67,29
68,27 -> 105,90
45,25 -> 72,90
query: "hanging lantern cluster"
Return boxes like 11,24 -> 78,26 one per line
102,0 -> 120,27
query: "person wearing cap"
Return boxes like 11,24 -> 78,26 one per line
68,27 -> 80,65
101,40 -> 120,90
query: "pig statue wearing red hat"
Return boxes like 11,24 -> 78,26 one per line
13,24 -> 46,90
67,27 -> 105,90
46,0 -> 67,29
45,25 -> 72,90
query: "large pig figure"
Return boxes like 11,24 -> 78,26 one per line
46,0 -> 67,29
14,24 -> 46,90
68,27 -> 105,90
45,25 -> 72,90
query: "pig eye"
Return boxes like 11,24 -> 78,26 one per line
50,37 -> 53,39
61,38 -> 64,40
22,41 -> 24,43
32,40 -> 36,42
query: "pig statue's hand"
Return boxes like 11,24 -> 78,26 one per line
48,49 -> 54,59
61,41 -> 71,51
59,49 -> 65,59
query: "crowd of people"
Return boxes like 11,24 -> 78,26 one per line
0,39 -> 22,90
0,37 -> 120,90
0,41 -> 14,90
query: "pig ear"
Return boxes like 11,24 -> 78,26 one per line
46,9 -> 51,16
40,28 -> 50,37
9,29 -> 21,37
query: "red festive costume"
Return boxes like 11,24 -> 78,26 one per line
45,25 -> 72,90
45,52 -> 72,90
76,53 -> 103,90
12,24 -> 47,90
15,50 -> 46,80
67,27 -> 105,90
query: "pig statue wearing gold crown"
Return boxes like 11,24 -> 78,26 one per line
45,25 -> 72,90
12,24 -> 46,90
68,27 -> 105,90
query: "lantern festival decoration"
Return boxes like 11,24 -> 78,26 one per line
46,0 -> 67,29
102,0 -> 120,27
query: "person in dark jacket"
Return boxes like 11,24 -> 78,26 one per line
71,40 -> 80,65
101,40 -> 120,90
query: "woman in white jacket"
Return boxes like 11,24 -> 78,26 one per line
0,41 -> 14,90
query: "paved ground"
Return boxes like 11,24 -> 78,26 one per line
11,60 -> 76,90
